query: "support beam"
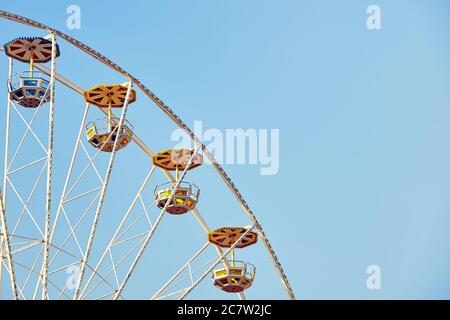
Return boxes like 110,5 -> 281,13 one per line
151,242 -> 210,300
0,57 -> 19,300
47,103 -> 90,258
42,32 -> 57,300
74,82 -> 134,300
112,147 -> 199,299
0,189 -> 19,299
79,166 -> 156,298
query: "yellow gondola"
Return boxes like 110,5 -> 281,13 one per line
208,226 -> 258,293
153,148 -> 202,215
212,261 -> 255,293
83,84 -> 136,152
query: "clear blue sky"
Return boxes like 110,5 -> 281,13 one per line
0,0 -> 449,299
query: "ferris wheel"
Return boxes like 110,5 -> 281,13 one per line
0,10 -> 295,300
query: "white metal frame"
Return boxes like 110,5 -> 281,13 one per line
73,81 -> 134,299
0,10 -> 295,300
42,31 -> 58,300
1,34 -> 58,299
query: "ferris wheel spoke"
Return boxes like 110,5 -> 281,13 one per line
108,250 -> 120,287
1,37 -> 58,299
112,147 -> 199,300
61,132 -> 116,203
48,104 -> 95,254
114,200 -> 157,243
138,195 -> 154,228
51,253 -> 117,299
111,202 -> 157,247
158,288 -> 190,300
6,91 -> 46,174
19,242 -> 43,294
73,82 -> 134,300
81,209 -> 162,299
111,231 -> 149,248
94,291 -> 117,300
163,254 -> 218,297
31,236 -> 118,299
62,186 -> 103,205
9,160 -> 47,237
50,192 -> 101,265
6,178 -> 45,238
1,257 -> 24,299
55,276 -> 73,300
40,191 -> 101,286
43,97 -> 134,298
48,261 -> 81,276
113,208 -> 154,245
79,167 -> 156,297
8,157 -> 47,176
60,207 -> 88,257
80,237 -> 146,299
0,233 -> 3,296
49,102 -> 90,246
78,141 -> 105,185
11,240 -> 41,255
4,125 -> 48,242
63,145 -> 105,199
11,257 -> 67,299
151,241 -> 210,300
9,102 -> 48,154
44,92 -> 133,298
159,243 -> 248,300
0,189 -> 19,299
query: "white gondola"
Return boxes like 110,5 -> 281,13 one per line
154,181 -> 200,215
